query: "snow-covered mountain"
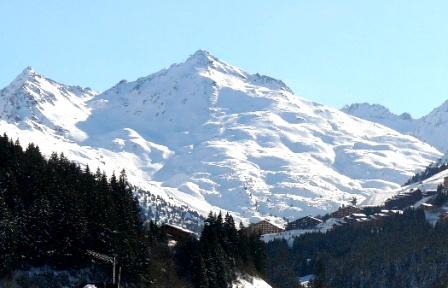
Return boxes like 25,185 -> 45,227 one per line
0,67 -> 97,141
341,103 -> 417,135
0,51 -> 442,222
343,102 -> 448,154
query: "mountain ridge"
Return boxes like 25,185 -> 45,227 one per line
0,50 -> 442,222
0,66 -> 97,141
342,101 -> 448,153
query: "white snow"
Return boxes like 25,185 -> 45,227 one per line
299,274 -> 316,287
261,217 -> 345,246
0,67 -> 96,141
233,275 -> 272,288
343,102 -> 448,154
0,51 -> 442,223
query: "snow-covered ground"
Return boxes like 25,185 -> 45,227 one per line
0,50 -> 441,222
343,102 -> 448,154
233,275 -> 272,288
261,217 -> 345,246
261,164 -> 448,244
299,274 -> 316,287
399,167 -> 448,193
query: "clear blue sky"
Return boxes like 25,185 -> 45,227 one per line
1,1 -> 447,118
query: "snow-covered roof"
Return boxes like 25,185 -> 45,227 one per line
162,223 -> 195,235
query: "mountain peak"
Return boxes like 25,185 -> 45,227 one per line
18,66 -> 42,81
343,102 -> 390,113
7,66 -> 45,91
21,66 -> 36,75
190,49 -> 213,58
183,50 -> 292,92
8,67 -> 95,96
128,49 -> 249,89
182,49 -> 229,72
186,49 -> 217,65
0,55 -> 442,222
0,66 -> 96,141
342,102 -> 415,121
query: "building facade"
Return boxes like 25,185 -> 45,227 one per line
286,216 -> 323,230
246,220 -> 284,235
330,205 -> 362,219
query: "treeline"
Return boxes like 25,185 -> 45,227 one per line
0,133 -> 149,284
138,190 -> 204,233
384,189 -> 422,210
176,212 -> 266,288
0,134 -> 267,287
266,207 -> 448,288
404,159 -> 448,185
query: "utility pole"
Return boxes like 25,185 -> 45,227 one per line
118,266 -> 122,288
87,250 -> 119,286
113,256 -> 116,284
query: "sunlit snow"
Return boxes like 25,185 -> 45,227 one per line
0,51 -> 441,223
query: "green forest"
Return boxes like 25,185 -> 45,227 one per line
0,134 -> 266,287
266,206 -> 448,288
4,132 -> 448,288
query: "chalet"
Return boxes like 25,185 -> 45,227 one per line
330,205 -> 362,219
161,224 -> 196,240
299,274 -> 316,287
355,218 -> 365,223
361,205 -> 381,215
439,177 -> 448,195
444,176 -> 448,188
80,284 -> 118,288
422,190 -> 437,197
342,215 -> 357,224
421,203 -> 434,211
341,213 -> 369,224
286,216 -> 323,231
374,212 -> 388,218
380,209 -> 403,215
352,213 -> 369,222
384,189 -> 423,209
246,220 -> 284,235
440,212 -> 448,222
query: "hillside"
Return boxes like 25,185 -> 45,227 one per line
0,51 -> 441,222
343,102 -> 448,154
0,133 -> 270,288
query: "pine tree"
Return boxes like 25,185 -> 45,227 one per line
223,213 -> 238,260
0,194 -> 19,275
312,259 -> 326,288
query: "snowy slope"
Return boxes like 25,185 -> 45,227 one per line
233,275 -> 272,288
0,51 -> 442,223
342,103 -> 416,135
0,67 -> 216,220
415,100 -> 448,154
0,67 -> 97,141
404,166 -> 448,193
343,102 -> 448,154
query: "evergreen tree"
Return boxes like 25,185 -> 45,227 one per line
0,194 -> 19,275
0,134 -> 269,287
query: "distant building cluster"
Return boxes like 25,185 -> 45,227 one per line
329,205 -> 362,219
161,223 -> 196,241
244,220 -> 285,235
286,216 -> 322,231
246,177 -> 448,240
